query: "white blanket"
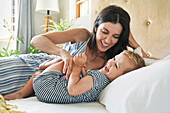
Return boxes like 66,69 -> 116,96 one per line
8,97 -> 109,113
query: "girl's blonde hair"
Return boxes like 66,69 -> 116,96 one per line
123,50 -> 145,73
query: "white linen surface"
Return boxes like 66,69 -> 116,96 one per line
8,97 -> 109,113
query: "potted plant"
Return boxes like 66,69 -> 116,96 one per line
0,19 -> 24,57
28,18 -> 74,54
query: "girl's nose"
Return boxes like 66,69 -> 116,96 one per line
108,60 -> 115,67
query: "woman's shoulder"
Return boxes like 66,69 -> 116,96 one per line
73,28 -> 92,42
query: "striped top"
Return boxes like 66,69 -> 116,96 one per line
33,70 -> 110,104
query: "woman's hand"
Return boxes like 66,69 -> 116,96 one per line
60,49 -> 74,80
128,32 -> 149,58
128,32 -> 140,49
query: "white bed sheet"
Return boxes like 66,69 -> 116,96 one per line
7,97 -> 109,113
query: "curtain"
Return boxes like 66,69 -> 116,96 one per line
17,0 -> 34,54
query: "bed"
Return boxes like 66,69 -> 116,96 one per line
1,0 -> 170,112
1,55 -> 169,113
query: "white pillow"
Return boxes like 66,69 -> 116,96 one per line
99,57 -> 170,113
133,47 -> 159,65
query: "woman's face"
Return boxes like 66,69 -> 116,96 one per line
95,22 -> 123,52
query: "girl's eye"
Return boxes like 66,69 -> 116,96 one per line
115,64 -> 118,69
114,58 -> 118,69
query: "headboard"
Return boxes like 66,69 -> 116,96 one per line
90,0 -> 170,59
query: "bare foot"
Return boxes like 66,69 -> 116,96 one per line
4,92 -> 23,100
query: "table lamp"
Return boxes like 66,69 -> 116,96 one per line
36,0 -> 60,33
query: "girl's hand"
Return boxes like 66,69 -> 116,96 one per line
39,58 -> 54,70
73,53 -> 87,66
60,49 -> 73,80
74,53 -> 87,76
39,58 -> 62,70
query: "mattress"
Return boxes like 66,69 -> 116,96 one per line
8,97 -> 109,113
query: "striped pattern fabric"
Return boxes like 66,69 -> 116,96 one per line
63,40 -> 89,57
0,40 -> 89,96
0,54 -> 58,95
33,70 -> 110,104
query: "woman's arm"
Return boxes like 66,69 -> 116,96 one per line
30,28 -> 90,55
31,28 -> 90,78
128,32 -> 149,58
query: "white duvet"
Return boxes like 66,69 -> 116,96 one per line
8,97 -> 109,113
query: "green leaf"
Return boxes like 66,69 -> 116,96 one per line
10,50 -> 21,56
16,37 -> 24,44
0,19 -> 23,57
28,44 -> 43,54
2,48 -> 9,57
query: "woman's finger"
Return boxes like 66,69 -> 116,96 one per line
65,59 -> 73,80
63,59 -> 69,74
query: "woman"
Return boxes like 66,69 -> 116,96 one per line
31,5 -> 147,79
0,5 -> 147,96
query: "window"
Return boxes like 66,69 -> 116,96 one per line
76,0 -> 89,18
0,0 -> 18,50
0,0 -> 18,40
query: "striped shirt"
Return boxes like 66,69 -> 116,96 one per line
33,70 -> 110,104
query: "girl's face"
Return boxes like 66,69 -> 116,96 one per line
100,52 -> 136,81
95,22 -> 123,53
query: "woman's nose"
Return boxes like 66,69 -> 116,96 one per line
105,35 -> 112,44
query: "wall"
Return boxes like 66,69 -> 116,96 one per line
34,0 -> 69,35
90,0 -> 170,59
33,0 -> 170,58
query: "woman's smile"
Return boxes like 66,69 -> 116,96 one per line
101,41 -> 109,48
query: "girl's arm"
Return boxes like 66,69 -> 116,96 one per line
67,53 -> 93,96
67,65 -> 93,96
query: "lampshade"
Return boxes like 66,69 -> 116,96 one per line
36,0 -> 60,15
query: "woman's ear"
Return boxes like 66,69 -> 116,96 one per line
95,27 -> 97,32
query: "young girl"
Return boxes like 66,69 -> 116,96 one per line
4,50 -> 145,104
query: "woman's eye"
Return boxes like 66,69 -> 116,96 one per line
113,36 -> 119,39
102,30 -> 108,34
